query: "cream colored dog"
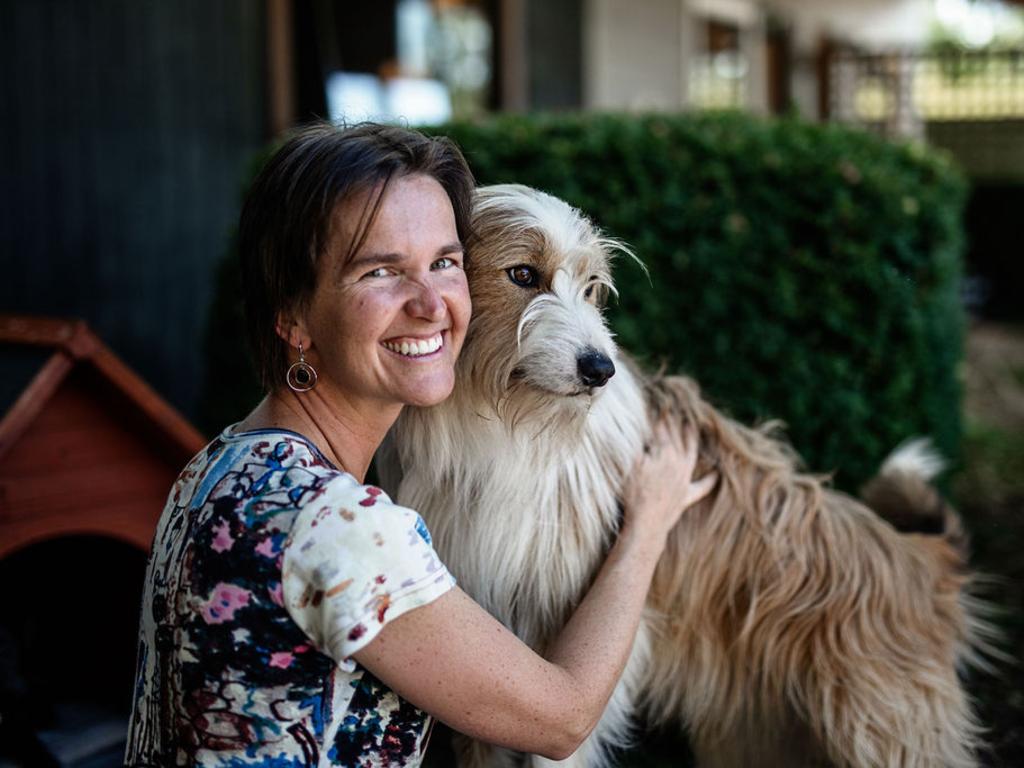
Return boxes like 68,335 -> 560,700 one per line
380,184 -> 989,768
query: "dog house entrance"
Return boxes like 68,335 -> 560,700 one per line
0,535 -> 146,767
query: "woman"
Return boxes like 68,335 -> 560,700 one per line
126,123 -> 716,767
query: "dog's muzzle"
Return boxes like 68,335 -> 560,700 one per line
577,349 -> 615,388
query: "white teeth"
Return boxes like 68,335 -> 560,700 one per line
384,334 -> 443,358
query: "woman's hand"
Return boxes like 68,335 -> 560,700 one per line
621,419 -> 718,545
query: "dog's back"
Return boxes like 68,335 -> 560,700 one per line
640,375 -> 983,768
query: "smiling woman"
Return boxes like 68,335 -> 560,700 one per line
124,122 -> 716,768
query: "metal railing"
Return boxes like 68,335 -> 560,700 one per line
830,49 -> 1024,138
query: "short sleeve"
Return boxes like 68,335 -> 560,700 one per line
281,479 -> 455,671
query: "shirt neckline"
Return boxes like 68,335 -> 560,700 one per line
221,424 -> 342,472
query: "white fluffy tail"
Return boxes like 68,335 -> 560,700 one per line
861,437 -> 959,543
878,437 -> 946,482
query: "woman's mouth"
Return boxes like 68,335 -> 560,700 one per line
381,332 -> 444,358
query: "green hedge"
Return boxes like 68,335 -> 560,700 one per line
201,112 -> 967,492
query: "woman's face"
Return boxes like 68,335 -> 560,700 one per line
298,174 -> 471,411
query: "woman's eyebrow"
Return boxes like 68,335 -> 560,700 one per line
438,241 -> 464,255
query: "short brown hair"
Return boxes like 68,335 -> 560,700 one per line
239,122 -> 475,390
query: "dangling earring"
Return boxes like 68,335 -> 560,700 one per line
286,342 -> 318,392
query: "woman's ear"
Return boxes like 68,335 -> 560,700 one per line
275,311 -> 311,352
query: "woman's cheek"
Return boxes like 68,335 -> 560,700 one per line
442,270 -> 471,320
351,282 -> 401,313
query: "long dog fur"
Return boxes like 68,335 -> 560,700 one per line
379,184 -> 989,768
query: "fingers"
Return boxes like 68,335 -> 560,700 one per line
621,416 -> 716,540
645,417 -> 696,470
631,418 -> 707,495
653,419 -> 715,505
647,418 -> 674,455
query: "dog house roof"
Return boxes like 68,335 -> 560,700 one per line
0,315 -> 206,557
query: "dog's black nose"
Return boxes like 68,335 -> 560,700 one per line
577,350 -> 615,388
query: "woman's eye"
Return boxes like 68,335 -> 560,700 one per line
507,265 -> 539,287
432,256 -> 455,270
365,267 -> 391,278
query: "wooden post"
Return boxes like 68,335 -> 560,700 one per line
267,0 -> 296,137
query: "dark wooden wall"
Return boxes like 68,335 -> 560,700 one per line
526,0 -> 582,110
0,0 -> 267,422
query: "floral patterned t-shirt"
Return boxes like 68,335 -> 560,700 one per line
125,427 -> 455,767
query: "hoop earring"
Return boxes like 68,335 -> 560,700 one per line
286,342 -> 318,392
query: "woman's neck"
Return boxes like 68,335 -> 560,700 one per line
237,389 -> 400,482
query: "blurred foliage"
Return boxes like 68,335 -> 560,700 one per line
957,424 -> 1024,506
428,112 -> 967,491
200,111 -> 967,492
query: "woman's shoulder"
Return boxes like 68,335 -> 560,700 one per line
155,426 -> 361,559
199,425 -> 354,504
216,424 -> 343,476
198,426 -> 424,539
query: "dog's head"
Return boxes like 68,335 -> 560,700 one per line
457,184 -> 636,424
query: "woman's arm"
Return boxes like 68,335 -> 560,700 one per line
353,421 -> 715,759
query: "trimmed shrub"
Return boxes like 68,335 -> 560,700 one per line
201,112 -> 967,491
428,112 -> 966,490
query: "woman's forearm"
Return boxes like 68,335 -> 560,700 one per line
353,522 -> 667,760
355,423 -> 713,759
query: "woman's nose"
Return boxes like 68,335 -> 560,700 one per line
405,278 -> 446,321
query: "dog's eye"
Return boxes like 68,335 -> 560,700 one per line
507,265 -> 539,287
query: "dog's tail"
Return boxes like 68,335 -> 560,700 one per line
860,438 -> 969,558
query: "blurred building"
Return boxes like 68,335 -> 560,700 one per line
3,0 -> 1021,429
585,0 -> 924,115
582,0 -> 1024,151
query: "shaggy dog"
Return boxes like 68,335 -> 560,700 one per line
379,184 -> 988,768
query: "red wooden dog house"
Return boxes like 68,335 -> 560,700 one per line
0,315 -> 207,764
0,315 -> 206,558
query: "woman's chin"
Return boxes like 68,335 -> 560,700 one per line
399,375 -> 456,409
